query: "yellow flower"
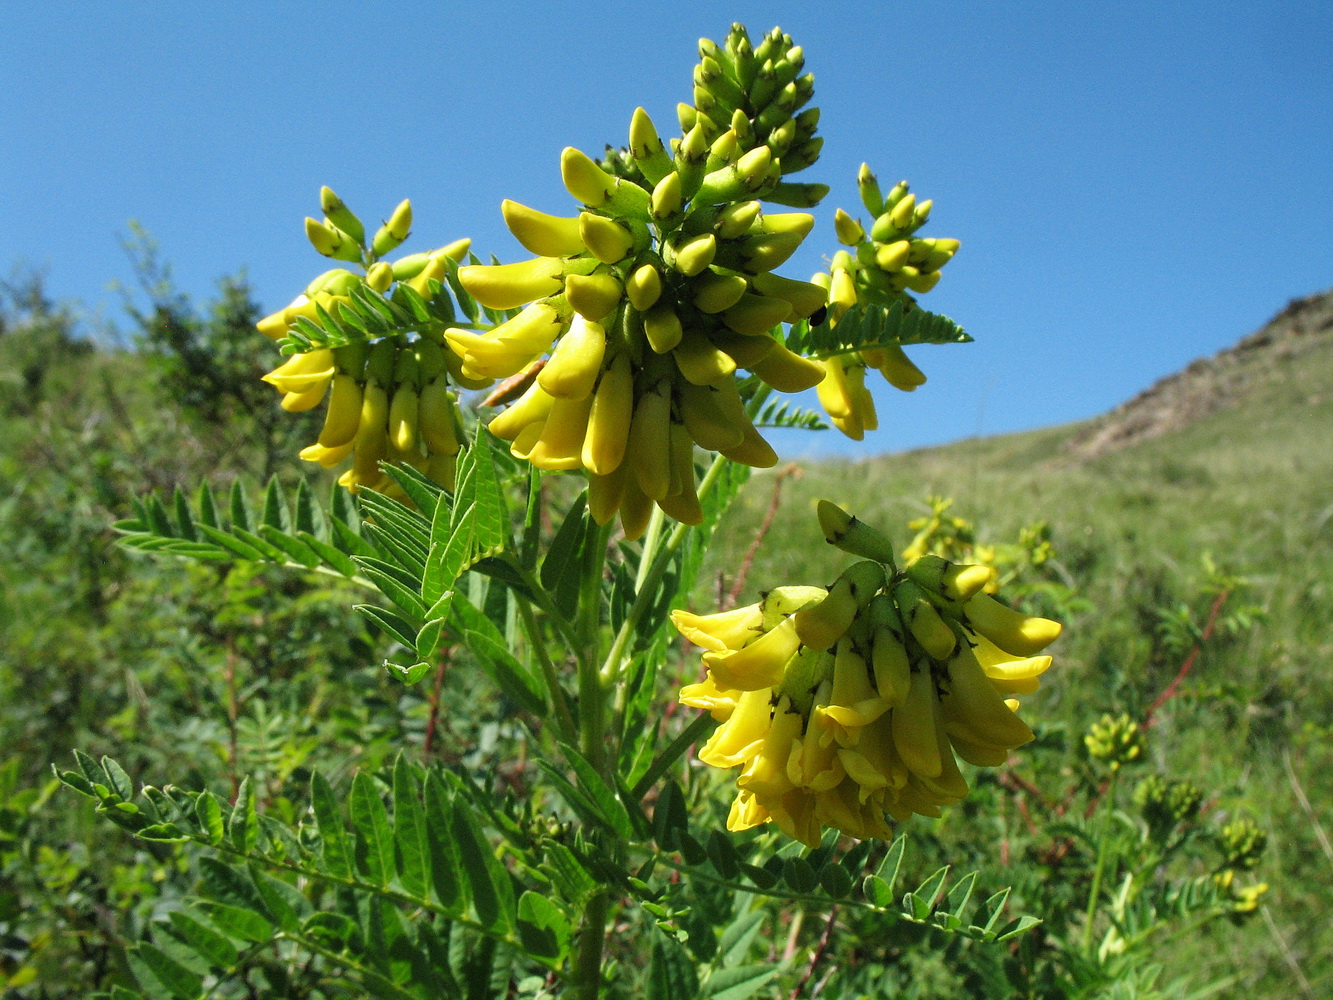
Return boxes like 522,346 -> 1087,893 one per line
674,503 -> 1061,846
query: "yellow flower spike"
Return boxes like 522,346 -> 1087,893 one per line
627,380 -> 672,500
958,593 -> 1063,657
698,687 -> 775,768
525,393 -> 595,471
262,349 -> 336,395
500,199 -> 586,257
719,292 -> 792,336
679,673 -> 742,722
457,257 -> 565,310
537,314 -> 606,400
582,352 -> 633,475
673,328 -> 737,386
626,264 -> 663,312
891,666 -> 943,779
938,643 -> 1035,750
703,616 -> 801,692
671,603 -> 764,653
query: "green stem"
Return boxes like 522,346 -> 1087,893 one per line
600,450 -> 729,690
631,713 -> 717,799
634,506 -> 666,592
514,594 -> 577,743
571,891 -> 610,1000
576,520 -> 613,773
1082,770 -> 1121,956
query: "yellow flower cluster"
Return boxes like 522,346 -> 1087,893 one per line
672,501 -> 1061,846
447,25 -> 832,539
813,166 -> 959,440
256,189 -> 483,494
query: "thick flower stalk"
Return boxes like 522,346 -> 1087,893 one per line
258,189 -> 483,494
812,165 -> 960,439
450,25 -> 831,539
672,500 -> 1061,846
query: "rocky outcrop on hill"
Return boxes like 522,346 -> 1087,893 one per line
1064,288 -> 1333,460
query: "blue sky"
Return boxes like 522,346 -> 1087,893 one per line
3,1 -> 1330,458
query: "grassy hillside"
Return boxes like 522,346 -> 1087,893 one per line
706,289 -> 1333,995
3,272 -> 1328,996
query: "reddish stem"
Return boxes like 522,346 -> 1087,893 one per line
423,645 -> 453,760
724,464 -> 798,610
1144,589 -> 1230,728
789,906 -> 839,1000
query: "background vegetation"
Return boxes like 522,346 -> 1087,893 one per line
2,260 -> 1328,998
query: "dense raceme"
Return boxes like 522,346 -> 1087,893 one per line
813,166 -> 960,440
450,25 -> 833,539
256,191 -> 481,494
673,501 -> 1061,846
